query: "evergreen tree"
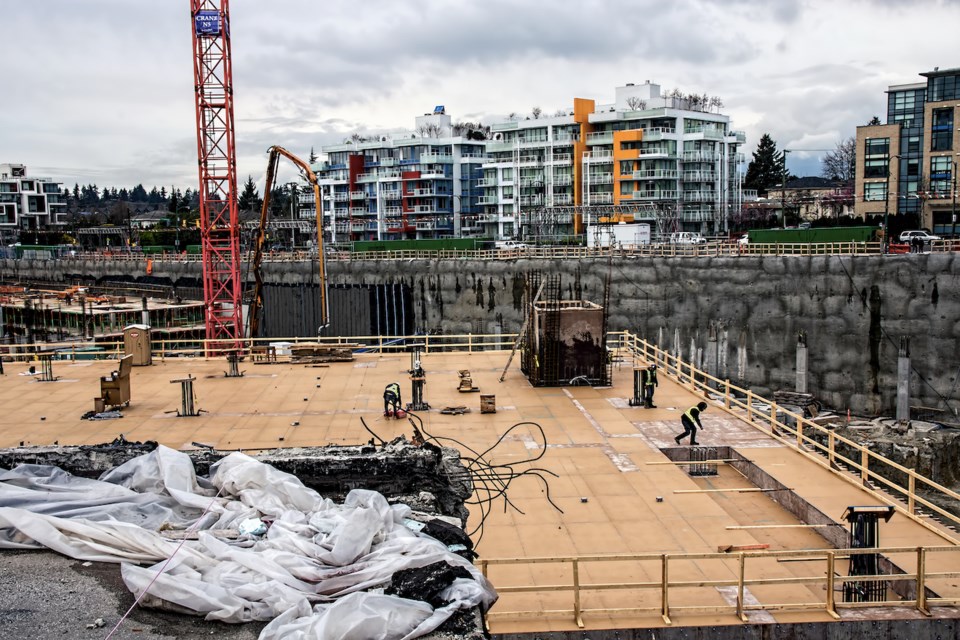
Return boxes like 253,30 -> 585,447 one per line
147,187 -> 161,204
118,187 -> 130,201
72,183 -> 80,200
168,189 -> 180,213
308,147 -> 318,164
867,116 -> 882,126
744,134 -> 787,197
131,184 -> 148,202
238,175 -> 261,211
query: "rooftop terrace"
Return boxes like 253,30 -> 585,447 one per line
1,334 -> 959,636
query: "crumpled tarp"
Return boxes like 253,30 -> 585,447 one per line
0,446 -> 496,639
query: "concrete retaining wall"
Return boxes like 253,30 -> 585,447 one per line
3,253 -> 958,416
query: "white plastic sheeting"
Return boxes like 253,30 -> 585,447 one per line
0,446 -> 496,639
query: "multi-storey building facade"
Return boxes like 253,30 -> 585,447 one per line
481,82 -> 744,240
311,85 -> 744,243
856,67 -> 960,235
0,164 -> 67,235
313,110 -> 486,243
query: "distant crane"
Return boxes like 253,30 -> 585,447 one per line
190,1 -> 243,348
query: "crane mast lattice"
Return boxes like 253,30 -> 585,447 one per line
191,0 -> 243,347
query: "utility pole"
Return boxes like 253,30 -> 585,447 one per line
952,159 -> 957,240
781,149 -> 791,229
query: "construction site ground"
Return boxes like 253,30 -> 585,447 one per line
2,350 -> 959,635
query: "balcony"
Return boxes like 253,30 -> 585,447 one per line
550,153 -> 572,163
382,206 -> 402,215
415,220 -> 436,230
477,179 -> 497,187
421,153 -> 454,163
349,191 -> 365,200
412,204 -> 436,213
633,170 -> 679,180
519,177 -> 544,187
334,193 -> 349,202
642,127 -> 676,142
553,176 -> 573,186
638,147 -> 673,158
356,173 -> 376,183
350,222 -> 366,232
379,171 -> 402,181
553,194 -> 574,205
587,193 -> 614,204
381,190 -> 401,199
517,155 -> 543,165
380,158 -> 397,167
584,151 -> 613,161
682,151 -> 718,162
631,190 -> 679,200
410,188 -> 438,197
519,195 -> 544,206
588,173 -> 614,184
334,208 -> 349,216
586,131 -> 614,144
682,171 -> 717,182
553,133 -> 580,143
478,196 -> 499,205
684,191 -> 717,202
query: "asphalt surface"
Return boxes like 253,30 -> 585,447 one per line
0,550 -> 264,639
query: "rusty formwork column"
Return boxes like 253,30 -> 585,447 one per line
796,330 -> 808,394
897,336 -> 910,423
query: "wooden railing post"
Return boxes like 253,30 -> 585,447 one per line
746,390 -> 754,422
828,432 -> 835,466
468,333 -> 473,354
796,419 -> 803,447
661,554 -> 671,624
736,553 -> 747,622
917,547 -> 929,615
826,552 -> 839,619
724,379 -> 731,409
769,402 -> 778,434
908,474 -> 916,514
572,558 -> 583,628
861,449 -> 869,484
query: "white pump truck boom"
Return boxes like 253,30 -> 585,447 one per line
248,146 -> 329,339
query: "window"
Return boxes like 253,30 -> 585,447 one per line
930,156 -> 953,195
863,158 -> 889,178
931,131 -> 953,151
864,138 -> 889,156
864,183 -> 886,202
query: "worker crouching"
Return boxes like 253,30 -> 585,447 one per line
675,401 -> 707,446
383,382 -> 405,418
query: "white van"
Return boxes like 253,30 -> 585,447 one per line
495,240 -> 528,250
668,232 -> 706,245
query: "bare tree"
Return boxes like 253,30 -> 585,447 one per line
709,96 -> 724,112
531,106 -> 542,119
553,108 -> 567,117
625,96 -> 647,110
416,123 -> 444,138
821,137 -> 856,185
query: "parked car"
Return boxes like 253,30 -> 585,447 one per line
668,232 -> 706,245
898,230 -> 940,243
495,240 -> 528,250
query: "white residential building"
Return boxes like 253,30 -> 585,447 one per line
312,109 -> 487,243
482,82 -> 744,240
0,163 -> 67,232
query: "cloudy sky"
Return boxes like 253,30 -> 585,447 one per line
2,0 -> 958,192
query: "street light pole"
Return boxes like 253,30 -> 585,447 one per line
951,159 -> 957,239
883,154 -> 901,253
781,149 -> 791,229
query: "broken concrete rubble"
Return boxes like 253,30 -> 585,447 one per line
0,440 -> 492,639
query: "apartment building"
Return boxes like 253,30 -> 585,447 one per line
481,82 -> 745,240
0,163 -> 67,234
313,109 -> 486,243
855,67 -> 960,235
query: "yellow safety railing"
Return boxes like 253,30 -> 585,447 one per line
616,330 -> 960,543
479,545 -> 960,627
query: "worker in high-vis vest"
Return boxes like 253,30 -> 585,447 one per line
675,401 -> 707,445
642,364 -> 658,408
383,382 -> 402,417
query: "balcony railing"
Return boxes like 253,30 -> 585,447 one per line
632,190 -> 679,200
586,193 -> 613,204
684,191 -> 718,202
587,173 -> 614,184
349,191 -> 365,199
682,151 -> 718,162
682,171 -> 718,182
633,170 -> 679,180
586,131 -> 614,144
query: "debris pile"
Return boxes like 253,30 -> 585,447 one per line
0,446 -> 496,639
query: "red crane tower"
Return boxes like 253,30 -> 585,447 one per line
190,1 -> 243,348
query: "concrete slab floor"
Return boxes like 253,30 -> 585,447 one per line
1,351 -> 959,634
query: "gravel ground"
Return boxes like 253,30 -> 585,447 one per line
0,550 -> 264,639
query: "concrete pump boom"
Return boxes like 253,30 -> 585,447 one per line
249,145 -> 328,338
